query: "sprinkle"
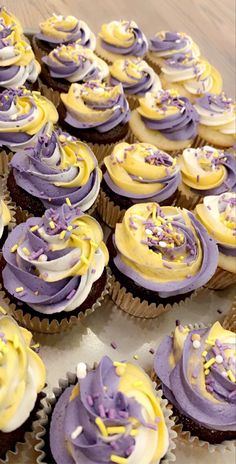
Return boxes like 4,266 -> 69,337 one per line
193,340 -> 201,349
71,425 -> 83,440
227,370 -> 236,383
67,225 -> 73,231
60,230 -> 66,240
204,358 -> 216,369
133,355 -> 139,360
22,247 -> 30,256
107,426 -> 126,435
130,429 -> 139,436
215,355 -> 223,364
66,197 -> 72,206
66,289 -> 76,300
91,268 -> 96,274
163,261 -> 172,269
205,369 -> 210,375
30,225 -> 39,232
111,342 -> 117,350
149,348 -> 155,355
76,362 -> 87,379
192,334 -> 201,341
49,221 -> 55,230
95,417 -> 108,437
87,395 -> 94,406
99,404 -> 106,418
15,287 -> 24,293
206,385 -> 214,393
116,366 -> 126,377
217,309 -> 222,314
11,244 -> 18,253
111,456 -> 128,464
202,351 -> 208,357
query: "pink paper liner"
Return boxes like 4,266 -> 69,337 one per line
223,297 -> 236,333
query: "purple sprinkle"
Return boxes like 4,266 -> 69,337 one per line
196,175 -> 200,183
108,408 -> 116,420
119,410 -> 129,419
228,390 -> 236,399
207,205 -> 212,210
66,289 -> 76,300
83,236 -> 91,240
111,341 -> 117,350
206,385 -> 214,393
111,441 -> 119,450
146,423 -> 157,431
91,268 -> 96,274
163,261 -> 172,269
99,404 -> 106,418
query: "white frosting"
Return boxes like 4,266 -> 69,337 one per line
194,100 -> 236,135
0,43 -> 40,88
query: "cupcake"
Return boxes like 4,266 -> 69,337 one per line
98,142 -> 181,228
96,20 -> 148,64
223,297 -> 236,333
40,43 -> 109,100
0,6 -> 23,34
0,88 -> 58,154
154,321 -> 236,445
0,197 -> 11,248
147,31 -> 200,73
193,93 -> 236,149
108,202 -> 218,318
160,54 -> 222,103
39,356 -> 175,464
176,146 -> 236,209
195,192 -> 236,289
7,128 -> 102,219
1,203 -> 109,333
32,14 -> 96,61
129,89 -> 199,156
59,80 -> 130,163
109,57 -> 162,109
0,310 -> 46,460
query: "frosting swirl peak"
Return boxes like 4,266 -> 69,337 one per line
99,20 -> 148,57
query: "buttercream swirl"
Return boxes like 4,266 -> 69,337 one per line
49,356 -> 169,464
36,14 -> 96,50
42,43 -> 109,83
99,20 -> 148,57
179,146 -> 236,195
0,6 -> 23,35
113,202 -> 218,298
61,80 -> 130,133
104,142 -> 181,203
0,198 -> 11,240
11,129 -> 101,211
2,204 -> 108,314
0,312 -> 46,433
110,57 -> 161,96
0,88 -> 58,151
194,93 -> 236,135
136,89 -> 199,141
149,31 -> 200,59
161,54 -> 222,97
196,192 -> 236,273
154,322 -> 236,433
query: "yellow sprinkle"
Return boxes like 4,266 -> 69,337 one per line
202,351 -> 208,357
192,334 -> 201,341
116,366 -> 126,377
49,221 -> 55,230
130,429 -> 139,436
114,362 -> 127,368
111,456 -> 128,464
227,370 -> 236,383
59,134 -> 66,142
30,225 -> 39,232
204,358 -> 216,370
206,339 -> 215,346
67,225 -> 73,231
60,230 -> 66,240
133,381 -> 143,388
95,417 -> 108,437
182,327 -> 190,334
205,369 -> 210,375
107,426 -> 126,435
15,287 -> 24,293
133,355 -> 139,360
23,247 -> 30,256
11,244 -> 18,253
31,343 -> 40,349
90,240 -> 98,248
66,197 -> 72,206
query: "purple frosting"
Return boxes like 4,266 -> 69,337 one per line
195,93 -> 233,112
154,326 -> 236,431
110,60 -> 158,96
191,154 -> 236,196
101,21 -> 148,57
49,356 -> 153,464
149,32 -> 190,53
10,129 -> 99,210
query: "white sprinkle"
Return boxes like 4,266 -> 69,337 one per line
222,371 -> 227,378
145,228 -> 152,235
71,425 -> 83,440
38,254 -> 48,262
215,355 -> 223,364
193,340 -> 201,349
159,241 -> 167,248
76,362 -> 87,380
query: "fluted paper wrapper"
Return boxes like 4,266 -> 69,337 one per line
175,182 -> 203,210
151,322 -> 236,454
109,273 -> 200,319
0,154 -> 16,235
223,298 -> 236,333
128,132 -> 182,157
146,52 -> 162,74
126,94 -> 139,110
38,80 -> 61,108
35,370 -> 177,463
83,130 -> 131,165
205,266 -> 236,290
0,268 -> 111,334
97,189 -> 126,228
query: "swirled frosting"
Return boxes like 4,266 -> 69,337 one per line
61,80 -> 130,132
179,146 -> 236,195
110,58 -> 161,96
136,89 -> 199,141
113,202 -> 218,298
11,129 -> 101,211
0,6 -> 23,35
104,142 -> 181,203
99,20 -> 148,57
0,198 -> 11,240
149,31 -> 200,60
0,88 -> 58,151
0,312 -> 46,432
0,27 -> 40,89
2,204 -> 108,315
36,14 -> 96,50
161,54 -> 222,96
42,43 -> 109,83
154,322 -> 236,432
196,192 -> 236,273
49,356 -> 169,464
194,93 -> 236,135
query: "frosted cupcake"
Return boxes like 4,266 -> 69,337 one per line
0,88 -> 58,154
177,146 -> 236,209
110,57 -> 162,109
7,129 -> 101,219
1,204 -> 109,332
39,356 -> 176,464
147,31 -> 200,73
96,20 -> 148,64
160,54 -> 222,103
98,142 -> 181,227
0,311 -> 46,460
108,202 -> 218,318
194,93 -> 236,148
0,197 -> 11,248
196,192 -> 236,289
129,89 -> 199,156
59,80 -> 130,163
0,6 -> 23,34
154,321 -> 236,444
32,14 -> 96,61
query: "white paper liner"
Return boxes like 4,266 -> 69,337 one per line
223,297 -> 236,333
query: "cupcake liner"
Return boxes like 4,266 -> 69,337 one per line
152,322 -> 236,454
81,129 -> 131,165
146,52 -> 162,74
205,266 -> 236,290
109,273 -> 200,319
223,297 -> 236,333
128,132 -> 182,157
0,268 -> 111,334
175,182 -> 203,210
126,94 -> 139,110
97,188 -> 126,228
35,370 -> 177,464
38,79 -> 61,108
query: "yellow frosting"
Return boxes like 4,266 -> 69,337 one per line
137,89 -> 181,121
0,198 -> 11,228
39,14 -> 79,40
0,28 -> 40,69
99,20 -> 138,48
0,7 -> 23,34
0,313 -> 46,432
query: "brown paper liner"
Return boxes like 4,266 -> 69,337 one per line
109,273 -> 200,319
223,297 -> 236,333
126,94 -> 139,110
35,371 -> 177,463
175,182 -> 203,210
38,79 -> 61,108
81,129 -> 131,165
205,266 -> 236,290
146,52 -> 162,74
97,189 -> 126,228
0,268 -> 111,334
128,132 -> 182,157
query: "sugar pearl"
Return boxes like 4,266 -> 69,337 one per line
38,254 -> 48,262
215,355 -> 223,364
193,340 -> 201,349
71,425 -> 83,440
222,371 -> 228,378
159,241 -> 167,248
76,362 -> 87,379
145,229 -> 152,235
